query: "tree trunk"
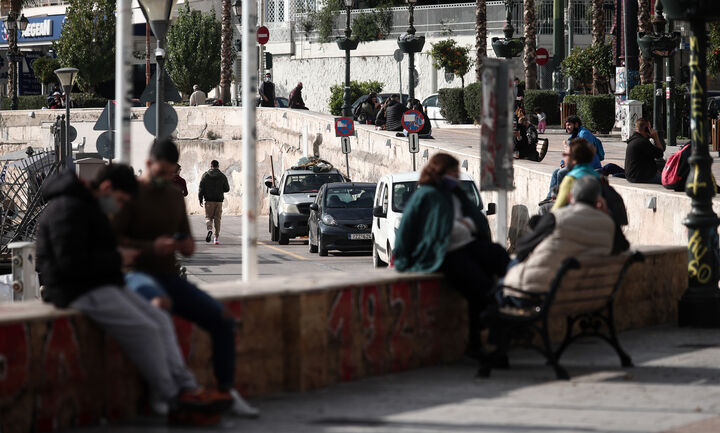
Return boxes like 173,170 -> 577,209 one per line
523,0 -> 537,90
475,0 -> 486,81
591,0 -> 606,94
638,0 -> 653,84
220,0 -> 233,103
7,0 -> 23,103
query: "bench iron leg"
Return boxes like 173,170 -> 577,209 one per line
607,305 -> 633,367
541,319 -> 569,380
553,316 -> 575,362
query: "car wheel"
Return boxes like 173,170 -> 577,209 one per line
372,241 -> 387,268
309,230 -> 318,253
278,232 -> 290,245
318,234 -> 328,257
270,213 -> 279,242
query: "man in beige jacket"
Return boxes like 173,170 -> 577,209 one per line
503,176 -> 619,296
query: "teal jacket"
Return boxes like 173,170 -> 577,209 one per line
394,184 -> 491,273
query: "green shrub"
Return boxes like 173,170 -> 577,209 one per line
328,80 -> 383,116
439,88 -> 468,124
352,12 -> 380,42
31,57 -> 62,85
428,39 -> 473,88
315,3 -> 340,43
563,94 -> 615,134
0,93 -> 107,110
524,90 -> 560,125
463,82 -> 482,122
629,83 -> 688,132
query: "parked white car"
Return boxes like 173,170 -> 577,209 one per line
371,171 -> 491,268
421,93 -> 447,128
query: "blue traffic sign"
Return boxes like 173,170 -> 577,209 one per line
335,117 -> 355,137
402,110 -> 425,133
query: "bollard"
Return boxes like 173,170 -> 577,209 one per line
8,242 -> 38,302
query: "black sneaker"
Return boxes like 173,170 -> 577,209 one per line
205,231 -> 213,243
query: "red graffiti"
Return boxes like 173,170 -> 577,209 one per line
0,323 -> 29,403
360,286 -> 385,373
327,288 -> 355,381
389,282 -> 413,372
418,280 -> 442,364
37,318 -> 87,432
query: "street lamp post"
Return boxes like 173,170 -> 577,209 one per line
54,68 -> 78,166
233,0 -> 242,107
663,0 -> 720,326
138,0 -> 178,141
491,1 -> 524,59
637,0 -> 679,139
337,0 -> 358,117
397,0 -> 424,104
4,14 -> 29,110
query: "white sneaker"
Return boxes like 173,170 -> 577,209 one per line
149,393 -> 169,416
229,389 -> 260,418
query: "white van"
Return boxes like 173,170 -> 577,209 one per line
371,171 -> 491,267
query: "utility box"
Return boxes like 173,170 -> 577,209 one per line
8,242 -> 39,302
75,157 -> 107,182
621,100 -> 643,142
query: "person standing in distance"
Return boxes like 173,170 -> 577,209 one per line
258,73 -> 276,107
189,85 -> 207,106
199,160 -> 230,245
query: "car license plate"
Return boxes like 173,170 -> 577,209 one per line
349,233 -> 372,240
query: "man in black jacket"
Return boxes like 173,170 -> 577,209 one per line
258,72 -> 276,107
624,118 -> 665,184
385,94 -> 405,132
199,160 -> 230,244
36,166 -> 228,416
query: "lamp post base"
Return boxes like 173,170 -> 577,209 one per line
678,293 -> 720,327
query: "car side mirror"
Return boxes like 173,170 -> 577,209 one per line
309,203 -> 319,212
485,202 -> 496,216
269,187 -> 280,196
264,179 -> 274,188
373,206 -> 386,218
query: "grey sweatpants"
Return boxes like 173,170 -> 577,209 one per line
70,286 -> 197,401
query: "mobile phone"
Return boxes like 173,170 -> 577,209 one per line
172,232 -> 189,241
646,127 -> 651,134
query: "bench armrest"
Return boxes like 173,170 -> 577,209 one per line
499,285 -> 547,301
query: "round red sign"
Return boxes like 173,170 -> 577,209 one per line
257,26 -> 270,45
536,47 -> 549,66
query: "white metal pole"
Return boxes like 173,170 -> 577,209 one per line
114,0 -> 132,164
496,190 -> 508,247
242,0 -> 259,281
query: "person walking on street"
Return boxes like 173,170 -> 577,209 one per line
199,160 -> 229,245
36,165 -> 232,420
189,85 -> 207,106
259,73 -> 276,107
289,82 -> 308,109
113,140 -> 260,418
173,165 -> 188,197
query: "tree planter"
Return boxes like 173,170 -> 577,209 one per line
397,36 -> 425,54
336,37 -> 359,51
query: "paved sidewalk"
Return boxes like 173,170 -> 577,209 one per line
65,325 -> 720,433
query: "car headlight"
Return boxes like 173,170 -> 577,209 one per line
280,201 -> 300,214
322,214 -> 337,226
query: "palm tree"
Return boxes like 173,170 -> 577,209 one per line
523,0 -> 537,90
219,0 -> 233,103
475,0 -> 486,81
591,0 -> 606,94
638,0 -> 653,84
6,0 -> 29,105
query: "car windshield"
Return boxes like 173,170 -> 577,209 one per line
325,186 -> 376,208
284,174 -> 345,193
392,180 -> 481,212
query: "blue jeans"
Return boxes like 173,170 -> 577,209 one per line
547,167 -> 569,199
125,272 -> 236,391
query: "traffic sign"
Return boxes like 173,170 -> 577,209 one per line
257,26 -> 270,45
341,136 -> 351,154
334,117 -> 355,137
96,131 -> 115,159
408,133 -> 419,153
402,110 -> 425,133
67,125 -> 77,143
536,47 -> 549,66
144,102 -> 179,138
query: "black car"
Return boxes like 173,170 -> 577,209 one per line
308,182 -> 376,256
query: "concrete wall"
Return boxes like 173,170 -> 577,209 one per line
0,106 -> 712,247
0,246 -> 688,432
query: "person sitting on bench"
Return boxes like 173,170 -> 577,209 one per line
501,176 -> 617,303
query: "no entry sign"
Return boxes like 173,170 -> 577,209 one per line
257,26 -> 270,45
536,47 -> 549,66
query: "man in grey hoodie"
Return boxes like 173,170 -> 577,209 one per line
199,160 -> 230,244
